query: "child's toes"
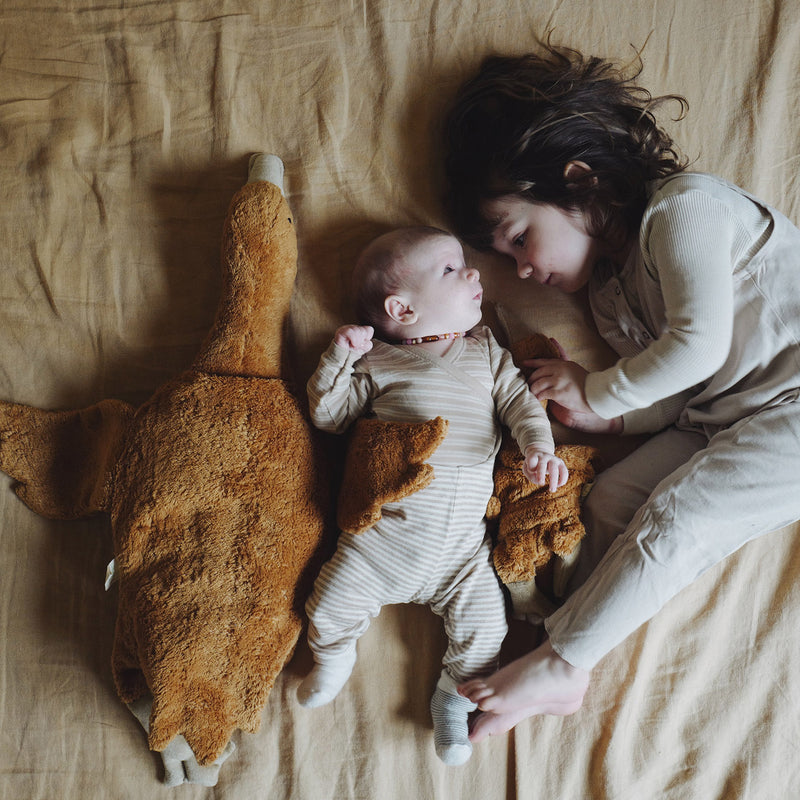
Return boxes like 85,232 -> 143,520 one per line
458,680 -> 493,704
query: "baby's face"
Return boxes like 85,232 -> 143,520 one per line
402,236 -> 483,335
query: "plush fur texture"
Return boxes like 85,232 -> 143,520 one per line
337,416 -> 448,535
0,181 -> 329,766
488,439 -> 599,584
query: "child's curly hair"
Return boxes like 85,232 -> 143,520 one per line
443,40 -> 689,249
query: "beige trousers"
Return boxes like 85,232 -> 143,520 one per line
547,396 -> 800,670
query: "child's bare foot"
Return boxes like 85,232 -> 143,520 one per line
458,640 -> 589,742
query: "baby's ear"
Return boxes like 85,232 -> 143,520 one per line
384,295 -> 418,326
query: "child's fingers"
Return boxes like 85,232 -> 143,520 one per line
339,325 -> 374,352
528,377 -> 556,400
522,457 -> 538,484
543,459 -> 563,492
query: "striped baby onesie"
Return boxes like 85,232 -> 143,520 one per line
305,326 -> 554,682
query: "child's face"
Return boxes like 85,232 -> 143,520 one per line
485,196 -> 601,293
402,236 -> 483,334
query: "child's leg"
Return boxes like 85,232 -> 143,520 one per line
459,429 -> 703,728
549,400 -> 800,671
461,429 -> 704,736
462,406 -> 800,738
569,426 -> 706,590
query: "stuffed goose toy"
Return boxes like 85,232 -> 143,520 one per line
0,155 -> 329,785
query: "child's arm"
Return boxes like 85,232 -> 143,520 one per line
306,325 -> 375,434
588,188 -> 737,424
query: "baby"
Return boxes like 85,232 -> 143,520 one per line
298,225 -> 567,765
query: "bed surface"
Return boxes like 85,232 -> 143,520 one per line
2,1 -> 799,798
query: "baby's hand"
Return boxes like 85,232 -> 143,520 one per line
522,447 -> 569,492
334,324 -> 374,354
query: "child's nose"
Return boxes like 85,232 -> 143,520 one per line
517,260 -> 533,280
466,267 -> 480,281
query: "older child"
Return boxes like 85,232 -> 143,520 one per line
443,42 -> 800,741
298,225 -> 568,764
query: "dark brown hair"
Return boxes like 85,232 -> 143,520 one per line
443,41 -> 689,249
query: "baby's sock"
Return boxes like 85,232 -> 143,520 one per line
247,153 -> 285,191
297,647 -> 357,708
430,670 -> 477,766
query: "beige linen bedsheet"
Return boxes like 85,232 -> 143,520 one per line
1,1 -> 799,798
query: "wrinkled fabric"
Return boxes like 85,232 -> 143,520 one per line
1,1 -> 799,798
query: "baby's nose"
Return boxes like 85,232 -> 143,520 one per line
466,267 -> 480,281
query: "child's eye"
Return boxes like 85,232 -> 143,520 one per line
443,265 -> 454,274
513,233 -> 526,248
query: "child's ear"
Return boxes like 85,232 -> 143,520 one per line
385,295 -> 418,326
564,160 -> 596,186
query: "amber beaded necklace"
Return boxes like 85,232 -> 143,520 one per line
399,331 -> 465,346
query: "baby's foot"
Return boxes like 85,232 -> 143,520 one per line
458,640 -> 589,742
297,648 -> 357,708
430,671 -> 476,766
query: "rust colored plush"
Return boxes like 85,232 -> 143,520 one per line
490,332 -> 600,584
337,416 -> 448,535
0,181 -> 329,765
488,439 -> 599,584
335,331 -> 599,590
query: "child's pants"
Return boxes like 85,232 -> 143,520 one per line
305,460 -> 507,683
547,396 -> 800,670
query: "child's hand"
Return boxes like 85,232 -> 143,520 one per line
334,324 -> 374,354
522,447 -> 569,492
525,350 -> 592,415
527,339 -> 621,432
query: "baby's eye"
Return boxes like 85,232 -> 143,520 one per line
443,265 -> 454,274
512,233 -> 526,248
